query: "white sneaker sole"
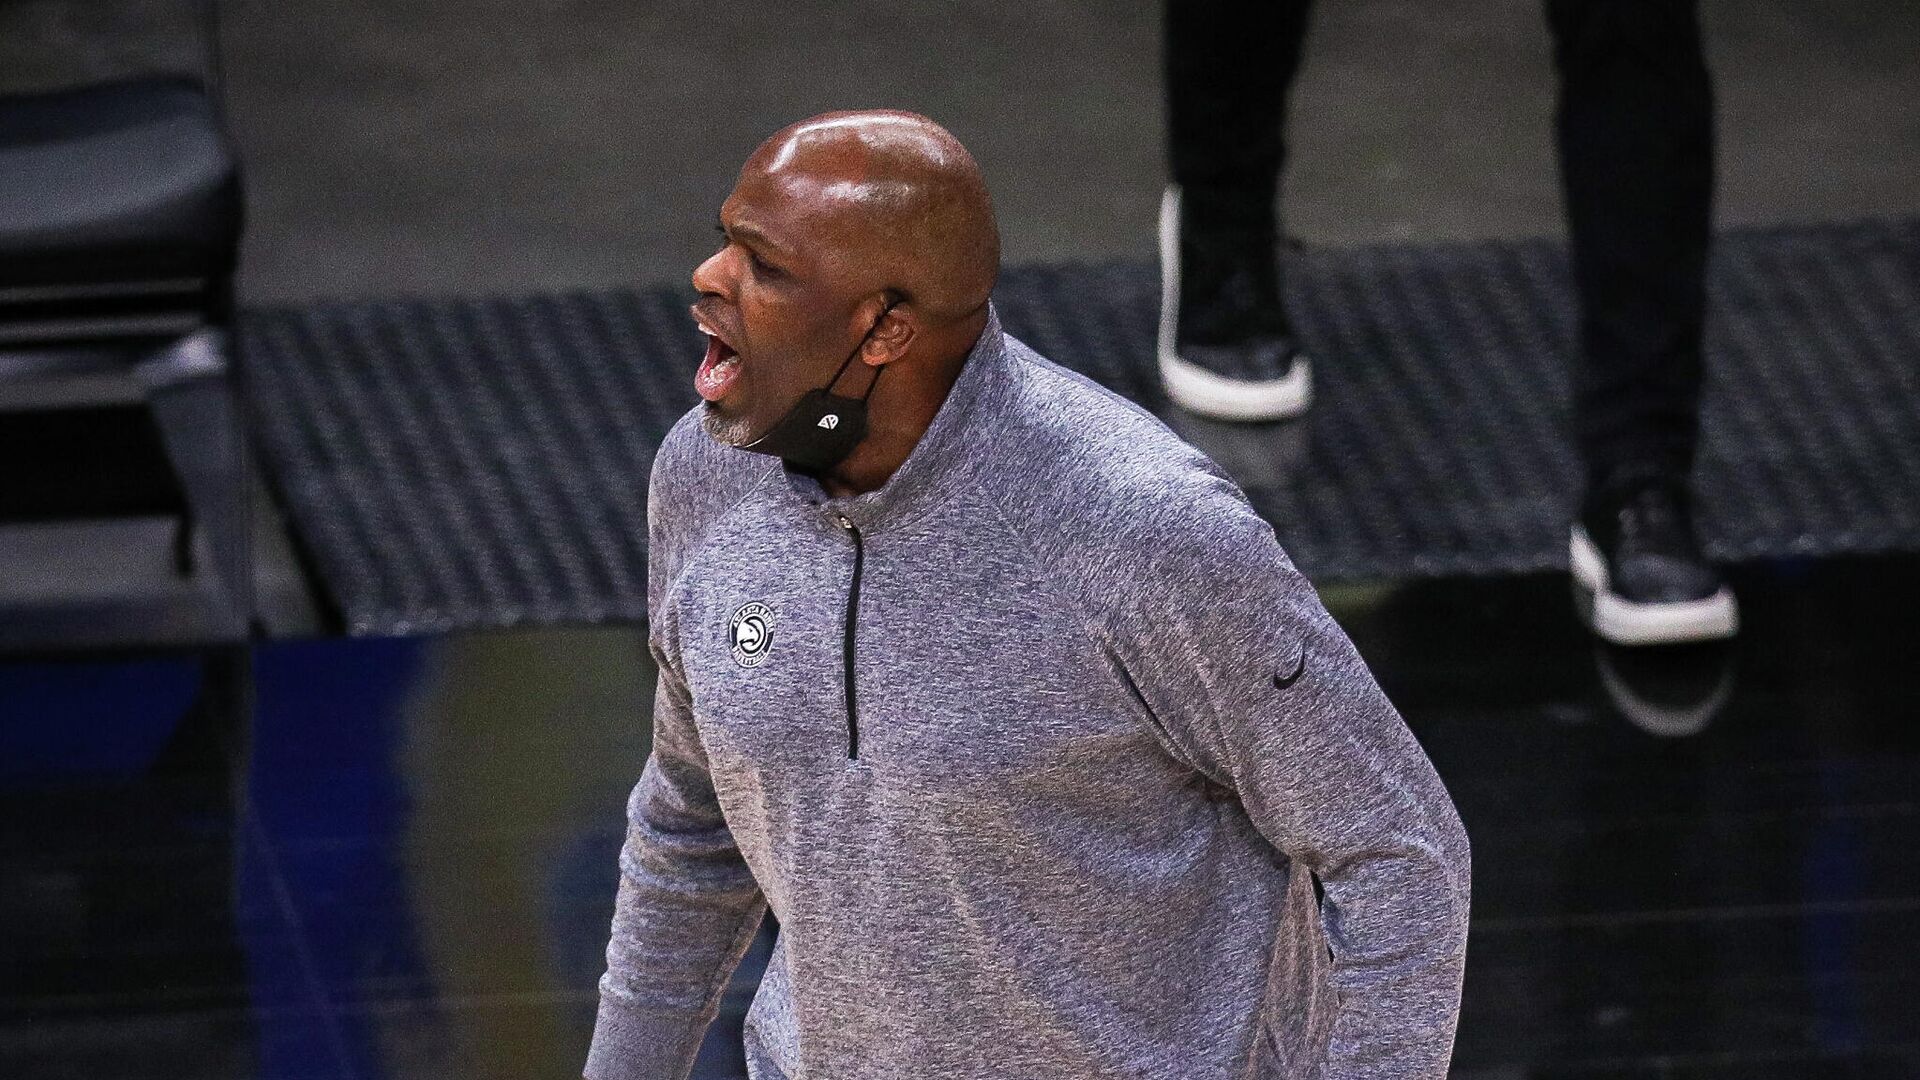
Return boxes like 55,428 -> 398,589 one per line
1570,525 -> 1739,646
1157,185 -> 1313,423
1594,643 -> 1736,738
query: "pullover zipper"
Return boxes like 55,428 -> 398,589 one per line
835,513 -> 864,759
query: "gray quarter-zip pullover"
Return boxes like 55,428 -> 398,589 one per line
588,305 -> 1471,1080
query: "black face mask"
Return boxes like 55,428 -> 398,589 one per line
737,301 -> 895,476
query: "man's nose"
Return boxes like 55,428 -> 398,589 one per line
691,247 -> 733,298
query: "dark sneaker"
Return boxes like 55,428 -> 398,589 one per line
1570,470 -> 1738,645
1156,185 -> 1312,422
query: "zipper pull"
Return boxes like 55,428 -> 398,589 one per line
834,513 -> 855,532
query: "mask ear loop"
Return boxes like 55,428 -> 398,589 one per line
822,338 -> 865,393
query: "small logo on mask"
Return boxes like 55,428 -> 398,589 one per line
729,602 -> 775,668
817,414 -> 840,429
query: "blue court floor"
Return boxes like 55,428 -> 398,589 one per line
3,555 -> 1918,1080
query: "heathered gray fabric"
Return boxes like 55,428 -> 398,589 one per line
587,304 -> 1471,1080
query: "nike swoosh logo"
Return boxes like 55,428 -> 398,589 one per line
1273,645 -> 1308,689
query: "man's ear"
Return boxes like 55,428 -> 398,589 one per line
862,296 -> 917,365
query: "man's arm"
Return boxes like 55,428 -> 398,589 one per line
1110,501 -> 1471,1080
585,641 -> 767,1080
586,424 -> 768,1080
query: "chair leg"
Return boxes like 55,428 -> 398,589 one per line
173,511 -> 197,576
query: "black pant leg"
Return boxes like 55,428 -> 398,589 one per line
1545,0 -> 1717,484
1164,0 -> 1315,233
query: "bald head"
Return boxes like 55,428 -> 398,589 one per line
690,111 -> 1001,466
744,110 -> 1000,324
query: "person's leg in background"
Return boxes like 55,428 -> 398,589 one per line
1548,0 -> 1739,644
1159,0 -> 1316,421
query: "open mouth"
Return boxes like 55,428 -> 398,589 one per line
694,313 -> 743,402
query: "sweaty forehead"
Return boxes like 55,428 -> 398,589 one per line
731,158 -> 912,249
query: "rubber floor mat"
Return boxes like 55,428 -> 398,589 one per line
241,218 -> 1920,635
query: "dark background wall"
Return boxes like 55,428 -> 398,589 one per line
2,0 -> 1917,304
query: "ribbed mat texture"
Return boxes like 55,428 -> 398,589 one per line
242,219 -> 1920,635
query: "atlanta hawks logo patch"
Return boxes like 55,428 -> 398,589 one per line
728,602 -> 776,668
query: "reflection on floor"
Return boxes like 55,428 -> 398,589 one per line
3,556 -> 1917,1080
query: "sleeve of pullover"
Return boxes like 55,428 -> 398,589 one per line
1107,492 -> 1472,1080
585,436 -> 769,1080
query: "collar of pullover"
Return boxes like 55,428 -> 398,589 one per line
775,302 -> 1006,533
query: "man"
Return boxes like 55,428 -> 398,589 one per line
1159,0 -> 1739,647
587,111 -> 1471,1080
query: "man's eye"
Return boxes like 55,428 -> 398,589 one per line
749,252 -> 783,278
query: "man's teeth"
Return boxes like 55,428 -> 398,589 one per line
698,324 -> 736,356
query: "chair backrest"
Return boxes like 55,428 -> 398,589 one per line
0,75 -> 242,351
